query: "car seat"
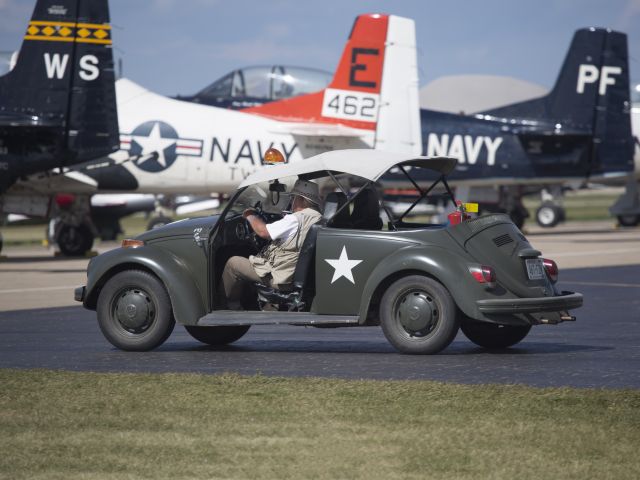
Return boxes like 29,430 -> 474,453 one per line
351,188 -> 383,230
324,191 -> 351,228
255,223 -> 321,311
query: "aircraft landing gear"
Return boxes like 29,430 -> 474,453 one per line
469,187 -> 529,229
507,205 -> 529,230
610,175 -> 640,228
49,194 -> 96,256
535,202 -> 566,228
56,223 -> 94,256
534,187 -> 566,228
617,214 -> 640,227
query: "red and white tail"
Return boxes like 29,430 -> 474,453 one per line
243,14 -> 421,154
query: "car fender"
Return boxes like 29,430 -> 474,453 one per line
83,246 -> 205,325
358,245 -> 479,322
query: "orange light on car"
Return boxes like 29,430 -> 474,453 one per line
121,239 -> 144,249
264,148 -> 286,165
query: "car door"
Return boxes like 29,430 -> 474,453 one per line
312,228 -> 410,315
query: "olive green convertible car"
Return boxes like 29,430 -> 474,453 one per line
75,150 -> 583,354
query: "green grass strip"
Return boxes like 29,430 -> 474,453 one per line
1,369 -> 639,479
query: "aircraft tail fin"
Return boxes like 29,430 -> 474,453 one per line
243,14 -> 421,154
484,28 -> 634,175
0,0 -> 119,166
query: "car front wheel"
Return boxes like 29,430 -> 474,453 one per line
460,319 -> 531,349
97,270 -> 175,351
184,325 -> 250,345
380,275 -> 459,354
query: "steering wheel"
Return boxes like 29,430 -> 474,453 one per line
245,201 -> 269,251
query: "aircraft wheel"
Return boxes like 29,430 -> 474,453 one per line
147,216 -> 172,230
617,214 -> 640,227
380,275 -> 459,355
57,223 -> 94,256
535,203 -> 563,228
184,325 -> 250,346
97,270 -> 175,351
461,319 -> 531,349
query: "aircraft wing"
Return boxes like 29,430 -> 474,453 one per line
8,169 -> 98,195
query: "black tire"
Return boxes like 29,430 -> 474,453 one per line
461,320 -> 531,349
617,214 -> 640,227
147,216 -> 172,231
57,223 -> 94,256
535,203 -> 563,228
380,275 -> 459,354
97,270 -> 175,351
184,325 -> 250,346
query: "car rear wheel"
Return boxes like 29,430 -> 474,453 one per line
184,325 -> 250,345
380,275 -> 459,354
461,319 -> 531,349
97,270 -> 175,351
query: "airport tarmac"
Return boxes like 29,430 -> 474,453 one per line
1,220 -> 639,312
0,220 -> 638,388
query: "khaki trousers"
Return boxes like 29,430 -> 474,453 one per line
221,256 -> 265,308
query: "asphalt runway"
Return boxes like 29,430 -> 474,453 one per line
1,265 -> 638,389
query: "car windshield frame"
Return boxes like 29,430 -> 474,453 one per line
221,163 -> 458,230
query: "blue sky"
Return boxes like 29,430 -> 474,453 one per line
1,0 -> 639,96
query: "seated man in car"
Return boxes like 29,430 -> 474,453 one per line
221,179 -> 323,309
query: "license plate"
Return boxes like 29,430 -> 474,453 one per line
525,259 -> 545,280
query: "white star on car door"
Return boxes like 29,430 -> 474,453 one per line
324,246 -> 363,284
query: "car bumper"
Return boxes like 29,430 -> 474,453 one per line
476,291 -> 583,314
74,286 -> 86,303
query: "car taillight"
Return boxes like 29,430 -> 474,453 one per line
469,265 -> 496,287
542,258 -> 558,283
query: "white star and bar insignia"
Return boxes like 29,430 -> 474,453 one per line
324,246 -> 363,284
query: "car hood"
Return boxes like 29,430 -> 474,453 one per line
137,215 -> 220,242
